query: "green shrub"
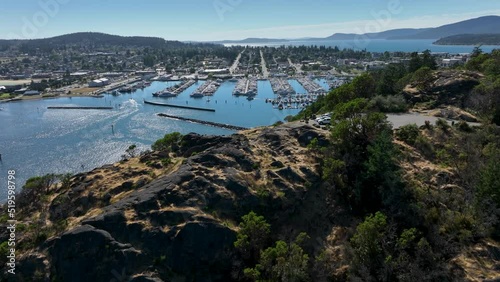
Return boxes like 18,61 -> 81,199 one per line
414,135 -> 435,159
456,121 -> 473,132
369,95 -> 408,113
435,119 -> 451,132
160,158 -> 171,167
350,212 -> 388,276
152,132 -> 182,152
234,211 -> 271,262
245,233 -> 310,282
396,124 -> 420,145
0,241 -> 9,265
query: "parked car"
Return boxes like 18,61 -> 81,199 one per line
315,113 -> 331,122
318,117 -> 331,125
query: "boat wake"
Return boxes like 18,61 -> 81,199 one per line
121,98 -> 140,109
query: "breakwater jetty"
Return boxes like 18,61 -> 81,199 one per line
143,100 -> 216,112
47,106 -> 113,110
157,113 -> 248,131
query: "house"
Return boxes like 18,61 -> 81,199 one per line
23,90 -> 40,96
102,72 -> 122,78
440,56 -> 465,68
14,87 -> 29,94
88,78 -> 110,87
200,68 -> 229,75
100,78 -> 110,85
89,80 -> 102,87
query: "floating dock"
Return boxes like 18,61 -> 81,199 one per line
153,80 -> 196,97
157,113 -> 248,131
143,100 -> 215,112
296,77 -> 327,94
190,80 -> 222,97
233,78 -> 257,96
269,78 -> 296,95
47,106 -> 113,110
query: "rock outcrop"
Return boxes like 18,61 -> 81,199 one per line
428,106 -> 479,122
404,70 -> 481,107
11,123 -> 334,281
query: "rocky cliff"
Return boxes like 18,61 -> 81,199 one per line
2,121 -> 499,281
3,123 -> 350,281
404,70 -> 481,111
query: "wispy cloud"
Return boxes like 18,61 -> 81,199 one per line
199,10 -> 500,41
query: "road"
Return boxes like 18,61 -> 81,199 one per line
260,50 -> 269,78
230,49 -> 245,74
288,58 -> 302,74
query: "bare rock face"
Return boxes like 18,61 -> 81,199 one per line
428,106 -> 479,122
48,225 -> 143,282
404,70 -> 481,107
14,123 -> 328,281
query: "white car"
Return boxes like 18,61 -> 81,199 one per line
316,113 -> 331,122
318,117 -> 331,125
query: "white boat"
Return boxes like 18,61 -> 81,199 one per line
190,93 -> 204,98
158,91 -> 177,97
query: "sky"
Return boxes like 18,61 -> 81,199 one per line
0,0 -> 499,41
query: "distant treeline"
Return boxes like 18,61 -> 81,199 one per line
0,32 -> 197,53
434,33 -> 500,46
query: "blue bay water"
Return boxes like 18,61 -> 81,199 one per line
225,39 -> 498,53
0,80 -> 303,201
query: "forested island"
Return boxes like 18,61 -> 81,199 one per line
434,33 -> 500,46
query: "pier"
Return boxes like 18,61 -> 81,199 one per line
265,93 -> 324,110
157,113 -> 248,131
296,77 -> 327,94
233,78 -> 257,96
96,78 -> 142,94
143,100 -> 216,112
269,78 -> 296,95
153,79 -> 196,97
47,106 -> 113,110
190,80 -> 222,97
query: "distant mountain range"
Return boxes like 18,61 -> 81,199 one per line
213,15 -> 500,44
1,16 -> 499,48
211,37 -> 291,44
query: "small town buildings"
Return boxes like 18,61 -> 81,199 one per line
23,90 -> 41,96
88,78 -> 110,87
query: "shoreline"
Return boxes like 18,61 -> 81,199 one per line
0,93 -> 105,103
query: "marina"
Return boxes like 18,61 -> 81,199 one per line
0,79 -> 301,194
265,93 -> 324,110
95,78 -> 142,95
190,80 -> 222,98
269,78 -> 296,95
296,77 -> 327,94
153,80 -> 195,97
232,78 -> 258,96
